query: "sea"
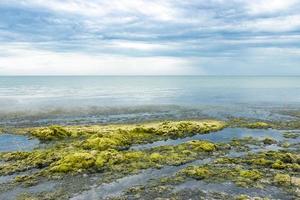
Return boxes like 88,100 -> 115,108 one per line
0,76 -> 300,127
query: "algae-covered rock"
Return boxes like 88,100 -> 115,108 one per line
239,169 -> 262,181
180,165 -> 263,188
1,151 -> 31,161
262,137 -> 277,145
218,151 -> 300,172
50,152 -> 95,173
234,195 -> 250,200
149,153 -> 164,162
272,159 -> 286,169
186,140 -> 216,152
27,120 -> 225,142
245,122 -> 271,129
14,174 -> 38,186
30,125 -> 72,140
181,166 -> 210,180
0,150 -> 60,175
274,173 -> 291,185
251,158 -> 272,166
94,149 -> 121,168
83,136 -> 123,151
228,118 -> 272,129
155,120 -> 225,137
283,132 -> 300,139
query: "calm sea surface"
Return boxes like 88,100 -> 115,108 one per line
0,76 -> 300,126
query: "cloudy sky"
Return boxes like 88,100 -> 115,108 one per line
0,0 -> 300,75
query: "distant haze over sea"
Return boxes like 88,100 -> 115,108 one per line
0,76 -> 299,126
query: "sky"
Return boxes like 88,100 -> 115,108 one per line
0,0 -> 300,75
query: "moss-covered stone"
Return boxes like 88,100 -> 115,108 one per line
0,152 -> 31,161
272,159 -> 286,169
14,175 -> 38,186
239,169 -> 262,181
234,195 -> 250,200
0,149 -> 60,175
274,173 -> 291,185
83,136 -> 123,151
228,118 -> 271,129
245,122 -> 271,129
181,166 -> 210,180
262,137 -> 277,145
149,153 -> 164,162
216,151 -> 300,172
282,132 -> 300,139
27,120 -> 225,143
272,120 -> 300,130
30,125 -> 72,140
186,140 -> 216,152
180,165 -> 263,187
2,119 -> 300,200
50,152 -> 95,173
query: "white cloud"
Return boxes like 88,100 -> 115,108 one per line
245,0 -> 298,15
4,0 -> 179,21
240,14 -> 300,32
0,43 -> 201,75
1,0 -> 300,75
108,40 -> 176,51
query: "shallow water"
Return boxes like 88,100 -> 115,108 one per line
71,158 -> 213,200
71,143 -> 283,200
0,181 -> 57,200
0,134 -> 39,152
130,128 -> 293,151
1,76 -> 300,199
0,126 -> 296,200
173,180 -> 292,199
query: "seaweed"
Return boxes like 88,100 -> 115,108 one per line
180,165 -> 262,187
274,173 -> 291,185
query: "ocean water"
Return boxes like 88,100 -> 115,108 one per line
0,76 -> 300,126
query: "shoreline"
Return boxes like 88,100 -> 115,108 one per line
0,118 -> 299,199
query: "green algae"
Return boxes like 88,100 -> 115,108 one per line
0,152 -> 31,161
0,149 -> 61,175
82,136 -> 125,151
234,195 -> 250,200
30,125 -> 73,140
0,120 -> 225,177
283,132 -> 300,139
229,117 -> 300,130
175,148 -> 299,193
14,174 -> 38,187
272,120 -> 300,130
0,138 -> 218,182
185,140 -> 216,152
180,166 -> 211,180
228,118 -> 271,129
245,122 -> 271,129
274,173 -> 291,185
216,151 -> 300,172
27,120 -> 225,142
149,153 -> 164,162
262,137 -> 277,145
50,152 -> 95,173
281,142 -> 291,148
180,165 -> 263,187
1,119 -> 299,199
239,169 -> 262,180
